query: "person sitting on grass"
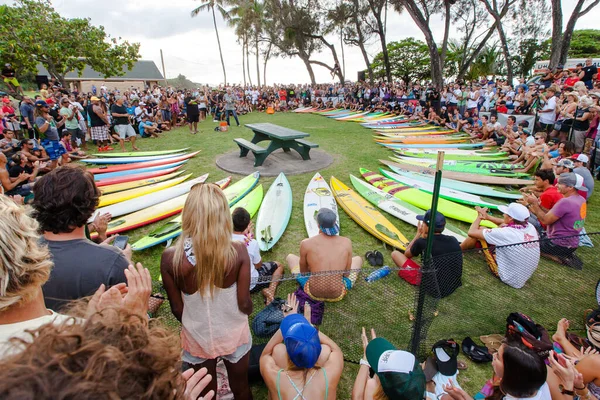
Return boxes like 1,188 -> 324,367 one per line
32,166 -> 131,311
260,292 -> 343,400
138,115 -> 160,138
59,131 -> 87,162
391,210 -> 462,298
525,172 -> 586,269
353,327 -> 432,400
286,208 -> 363,302
232,206 -> 283,305
519,169 -> 563,236
461,203 -> 540,289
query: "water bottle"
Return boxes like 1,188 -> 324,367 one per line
365,265 -> 392,283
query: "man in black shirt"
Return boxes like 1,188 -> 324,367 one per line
391,210 -> 463,298
110,96 -> 138,151
579,58 -> 598,89
1,63 -> 24,95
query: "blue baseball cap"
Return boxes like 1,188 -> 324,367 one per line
317,208 -> 339,236
35,100 -> 49,108
416,209 -> 446,230
280,314 -> 321,368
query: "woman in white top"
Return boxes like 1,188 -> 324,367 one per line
467,86 -> 480,114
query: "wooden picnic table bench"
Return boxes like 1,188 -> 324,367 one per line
234,123 -> 319,167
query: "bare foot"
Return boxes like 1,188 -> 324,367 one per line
261,288 -> 274,305
132,146 -> 140,151
552,318 -> 569,343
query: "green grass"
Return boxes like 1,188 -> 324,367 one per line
109,112 -> 600,397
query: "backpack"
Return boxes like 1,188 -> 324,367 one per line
251,297 -> 285,338
585,309 -> 600,350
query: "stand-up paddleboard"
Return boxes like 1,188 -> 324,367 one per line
98,174 -> 191,207
393,156 -> 520,170
391,156 -> 528,177
331,176 -> 408,250
88,152 -> 200,175
89,173 -> 208,222
130,177 -> 238,251
256,173 -> 293,251
349,175 -> 467,242
304,173 -> 339,238
379,169 -> 505,209
93,148 -> 190,158
386,166 -> 522,200
82,153 -> 188,164
379,142 -> 485,150
94,164 -> 184,184
94,160 -> 189,185
99,170 -> 185,195
360,168 -> 496,228
380,159 -> 533,186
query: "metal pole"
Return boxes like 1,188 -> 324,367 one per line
410,151 -> 445,355
160,49 -> 168,87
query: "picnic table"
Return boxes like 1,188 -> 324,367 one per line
234,123 -> 319,167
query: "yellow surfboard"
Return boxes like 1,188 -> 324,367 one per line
99,171 -> 185,195
330,176 -> 408,250
98,174 -> 191,207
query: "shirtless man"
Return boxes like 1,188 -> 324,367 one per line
0,152 -> 31,196
286,208 -> 363,301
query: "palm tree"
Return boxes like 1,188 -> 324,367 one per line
191,0 -> 230,85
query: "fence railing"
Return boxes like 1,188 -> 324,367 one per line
151,232 -> 600,363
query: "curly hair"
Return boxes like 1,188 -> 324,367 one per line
0,196 -> 52,311
0,308 -> 186,399
32,166 -> 100,233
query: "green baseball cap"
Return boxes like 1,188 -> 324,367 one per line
366,338 -> 426,399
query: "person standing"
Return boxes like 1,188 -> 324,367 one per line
579,58 -> 598,90
571,96 -> 592,153
34,100 -> 65,170
59,98 -> 87,151
19,96 -> 35,140
1,63 -> 24,96
537,87 -> 558,133
87,96 -> 111,151
160,184 -> 253,400
110,96 -> 139,152
224,89 -> 240,127
184,92 -> 199,134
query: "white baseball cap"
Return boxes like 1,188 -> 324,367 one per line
498,203 -> 530,222
572,154 -> 589,164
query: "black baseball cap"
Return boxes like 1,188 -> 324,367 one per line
416,210 -> 446,230
432,339 -> 459,376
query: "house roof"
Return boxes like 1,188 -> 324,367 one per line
36,60 -> 164,81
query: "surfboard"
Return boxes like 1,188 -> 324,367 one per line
349,175 -> 467,242
82,153 -> 187,164
379,142 -> 485,150
256,173 -> 293,251
380,159 -> 533,186
379,169 -> 505,209
98,174 -> 191,207
230,184 -> 264,218
304,172 -> 339,238
99,170 -> 185,195
94,148 -> 190,158
386,166 -> 522,200
395,149 -> 509,161
94,164 -> 185,184
331,176 -> 408,250
360,169 -> 496,228
225,172 -> 261,206
90,174 -> 208,222
130,177 -> 240,251
391,156 -> 528,177
88,152 -> 200,175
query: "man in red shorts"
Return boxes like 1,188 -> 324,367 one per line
391,210 -> 463,298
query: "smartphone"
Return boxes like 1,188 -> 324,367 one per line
112,235 -> 129,250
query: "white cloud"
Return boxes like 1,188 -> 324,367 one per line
2,0 -> 599,84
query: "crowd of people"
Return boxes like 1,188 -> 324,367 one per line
0,59 -> 599,398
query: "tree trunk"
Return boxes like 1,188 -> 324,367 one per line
299,52 -> 317,85
548,0 -> 563,69
367,0 -> 391,82
340,28 -> 346,77
255,40 -> 261,87
263,42 -> 272,86
557,0 -> 600,65
457,23 -> 498,80
496,23 -> 513,83
359,43 -> 374,81
246,40 -> 253,86
212,6 -> 227,85
351,0 -> 373,81
242,39 -> 247,86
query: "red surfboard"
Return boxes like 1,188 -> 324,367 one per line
88,151 -> 200,175
95,165 -> 184,187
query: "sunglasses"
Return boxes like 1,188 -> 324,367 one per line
535,137 -> 544,140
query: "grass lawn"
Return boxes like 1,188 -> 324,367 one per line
94,111 -> 600,397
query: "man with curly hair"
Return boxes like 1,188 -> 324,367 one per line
32,166 -> 131,311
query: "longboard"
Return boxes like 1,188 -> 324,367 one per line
304,172 -> 339,238
256,173 -> 293,251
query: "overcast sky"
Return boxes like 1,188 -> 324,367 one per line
3,0 -> 600,85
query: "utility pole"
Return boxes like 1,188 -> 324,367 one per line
160,49 -> 168,86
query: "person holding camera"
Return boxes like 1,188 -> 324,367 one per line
537,86 -> 558,133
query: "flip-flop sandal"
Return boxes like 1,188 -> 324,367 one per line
479,334 -> 504,353
365,251 -> 378,267
457,360 -> 468,370
374,250 -> 384,266
462,337 -> 492,363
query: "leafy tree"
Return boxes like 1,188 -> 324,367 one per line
511,39 -> 551,78
192,0 -> 230,85
371,38 -> 430,84
568,29 -> 600,58
0,0 -> 140,91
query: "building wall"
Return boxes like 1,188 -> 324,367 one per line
75,80 -> 147,94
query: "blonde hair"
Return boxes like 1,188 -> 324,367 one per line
0,197 -> 53,311
373,382 -> 389,400
579,96 -> 594,108
173,183 -> 237,297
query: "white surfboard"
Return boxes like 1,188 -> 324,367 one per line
303,172 -> 339,237
255,173 -> 293,251
89,173 -> 208,222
